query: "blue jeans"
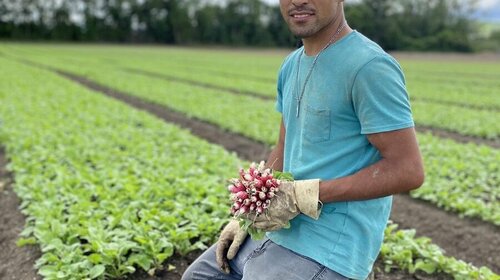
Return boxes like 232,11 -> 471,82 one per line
182,237 -> 349,280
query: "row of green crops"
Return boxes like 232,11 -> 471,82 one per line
114,60 -> 500,139
2,48 -> 497,225
1,55 -> 498,280
414,135 -> 499,224
115,60 -> 500,139
0,57 -> 242,279
18,53 -> 282,145
123,56 -> 500,111
381,222 -> 498,279
403,72 -> 500,110
3,44 -> 499,139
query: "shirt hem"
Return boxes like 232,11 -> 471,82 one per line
267,235 -> 369,280
361,121 -> 414,135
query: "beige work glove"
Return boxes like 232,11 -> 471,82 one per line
251,179 -> 321,231
215,219 -> 248,274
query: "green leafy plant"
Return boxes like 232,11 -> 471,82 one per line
381,222 -> 499,280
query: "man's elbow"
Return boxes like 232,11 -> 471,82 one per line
406,163 -> 425,191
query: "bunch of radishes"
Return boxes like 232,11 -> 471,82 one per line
228,161 -> 280,217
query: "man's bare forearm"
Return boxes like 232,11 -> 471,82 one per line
266,145 -> 284,171
265,118 -> 285,171
319,156 -> 424,202
320,127 -> 424,202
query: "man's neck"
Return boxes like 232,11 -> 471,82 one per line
302,20 -> 352,56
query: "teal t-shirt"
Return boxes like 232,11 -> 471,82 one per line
268,31 -> 414,280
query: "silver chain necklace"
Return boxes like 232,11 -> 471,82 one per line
295,21 -> 347,118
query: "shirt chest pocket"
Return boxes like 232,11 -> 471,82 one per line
304,105 -> 331,143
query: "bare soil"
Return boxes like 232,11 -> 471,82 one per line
0,147 -> 41,280
123,68 -> 274,101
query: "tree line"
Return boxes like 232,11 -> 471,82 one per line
0,0 -> 496,52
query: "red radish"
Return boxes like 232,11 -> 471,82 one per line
250,204 -> 256,211
258,191 -> 266,200
227,161 -> 282,218
226,161 -> 295,240
233,201 -> 241,210
236,191 -> 248,200
239,205 -> 249,214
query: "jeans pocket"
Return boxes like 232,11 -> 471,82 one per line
304,105 -> 331,143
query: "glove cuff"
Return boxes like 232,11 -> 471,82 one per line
294,179 -> 321,219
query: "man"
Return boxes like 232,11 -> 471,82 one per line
182,0 -> 424,279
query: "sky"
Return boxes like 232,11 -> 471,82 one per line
259,0 -> 500,22
473,0 -> 500,22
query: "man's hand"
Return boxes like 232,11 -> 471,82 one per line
215,219 -> 248,274
251,179 -> 321,231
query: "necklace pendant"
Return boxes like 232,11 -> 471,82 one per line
296,102 -> 300,118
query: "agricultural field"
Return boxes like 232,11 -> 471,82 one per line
0,43 -> 499,280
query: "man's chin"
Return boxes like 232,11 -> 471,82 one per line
288,23 -> 318,38
290,29 -> 315,39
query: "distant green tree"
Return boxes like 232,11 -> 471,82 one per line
346,0 -> 477,52
194,5 -> 225,44
132,0 -> 193,44
167,1 -> 194,44
395,0 -> 475,51
267,6 -> 297,48
491,30 -> 500,41
51,2 -> 81,40
220,0 -> 274,46
0,0 -> 482,51
488,30 -> 500,51
349,0 -> 407,50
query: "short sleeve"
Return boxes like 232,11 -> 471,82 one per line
275,65 -> 285,113
275,51 -> 298,114
352,55 -> 414,134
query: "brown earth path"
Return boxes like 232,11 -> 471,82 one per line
0,147 -> 41,280
124,68 -> 274,101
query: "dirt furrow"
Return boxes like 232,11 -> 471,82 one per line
123,68 -> 274,101
124,67 -> 500,149
57,70 -> 272,162
128,67 -> 500,112
0,147 -> 41,280
412,97 -> 499,112
128,66 -> 500,111
51,69 -> 499,274
417,125 -> 500,148
160,65 -> 277,84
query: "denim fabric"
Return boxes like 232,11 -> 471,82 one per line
181,237 -> 349,280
